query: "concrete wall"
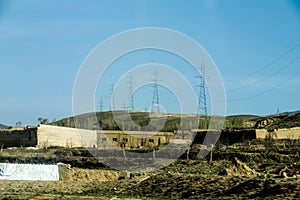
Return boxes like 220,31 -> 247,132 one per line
0,127 -> 37,148
256,127 -> 300,139
37,125 -> 97,148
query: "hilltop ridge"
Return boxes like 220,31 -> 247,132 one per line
50,110 -> 300,131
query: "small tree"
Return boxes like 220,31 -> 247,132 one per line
264,131 -> 275,152
118,137 -> 127,159
38,117 -> 49,125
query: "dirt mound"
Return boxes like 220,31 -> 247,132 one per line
223,158 -> 258,176
58,164 -> 130,181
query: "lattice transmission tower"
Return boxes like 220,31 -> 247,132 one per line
151,71 -> 160,113
128,76 -> 135,111
109,82 -> 115,111
97,96 -> 104,112
196,64 -> 208,116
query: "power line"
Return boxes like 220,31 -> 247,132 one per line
228,71 -> 300,102
226,41 -> 300,82
229,54 -> 300,92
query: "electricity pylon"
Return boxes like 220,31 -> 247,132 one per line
97,96 -> 104,112
151,71 -> 160,113
128,76 -> 135,110
196,64 -> 208,116
109,82 -> 115,111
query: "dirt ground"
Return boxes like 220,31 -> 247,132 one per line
0,140 -> 300,199
0,169 -> 299,199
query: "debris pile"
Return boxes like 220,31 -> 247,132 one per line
223,158 -> 258,176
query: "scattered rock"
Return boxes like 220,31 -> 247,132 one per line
279,165 -> 300,178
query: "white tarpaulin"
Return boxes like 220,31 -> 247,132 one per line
0,163 -> 59,181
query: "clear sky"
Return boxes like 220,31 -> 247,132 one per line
1,0 -> 300,126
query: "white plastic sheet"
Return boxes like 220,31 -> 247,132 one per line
0,163 -> 59,181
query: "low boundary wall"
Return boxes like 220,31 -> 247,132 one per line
256,127 -> 300,139
0,127 -> 37,148
37,125 -> 97,148
1,124 -> 300,148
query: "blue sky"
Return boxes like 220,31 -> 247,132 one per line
1,0 -> 300,125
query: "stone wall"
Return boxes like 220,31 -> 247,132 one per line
0,127 -> 37,148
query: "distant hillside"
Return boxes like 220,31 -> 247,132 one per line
52,111 -> 206,132
51,111 -> 266,131
277,110 -> 300,116
225,115 -> 261,128
0,123 -> 8,129
51,109 -> 300,131
265,113 -> 300,130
